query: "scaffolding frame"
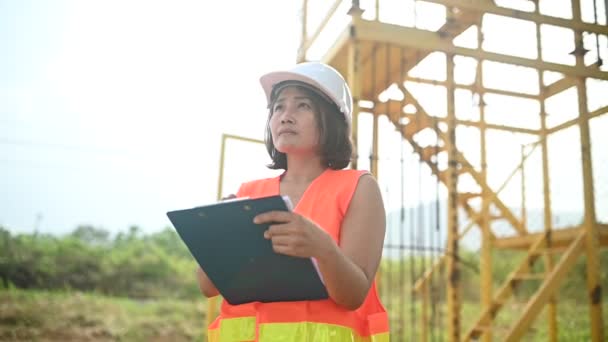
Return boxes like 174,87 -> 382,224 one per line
298,0 -> 607,340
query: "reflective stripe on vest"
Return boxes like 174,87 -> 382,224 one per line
208,316 -> 390,342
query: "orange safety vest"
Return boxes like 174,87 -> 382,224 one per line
208,169 -> 390,342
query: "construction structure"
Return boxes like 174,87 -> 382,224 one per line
295,0 -> 607,341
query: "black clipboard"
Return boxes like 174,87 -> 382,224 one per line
166,195 -> 329,305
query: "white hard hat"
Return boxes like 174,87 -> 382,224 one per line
260,62 -> 353,124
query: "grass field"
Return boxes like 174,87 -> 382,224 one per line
385,299 -> 608,341
0,288 -> 207,341
1,288 -> 606,341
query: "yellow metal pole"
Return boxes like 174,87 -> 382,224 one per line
520,145 -> 527,232
421,282 -> 429,342
207,134 -> 230,330
535,6 -> 558,338
371,108 -> 380,293
577,51 -> 605,341
347,12 -> 361,170
375,0 -> 380,21
572,1 -> 604,340
445,52 -> 461,342
370,42 -> 379,178
297,0 -> 308,63
371,113 -> 379,178
216,134 -> 227,201
477,30 -> 493,341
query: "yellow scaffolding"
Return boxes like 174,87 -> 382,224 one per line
299,0 -> 607,340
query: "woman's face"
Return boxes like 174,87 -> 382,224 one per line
269,86 -> 320,156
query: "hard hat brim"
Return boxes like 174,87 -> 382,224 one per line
260,71 -> 327,106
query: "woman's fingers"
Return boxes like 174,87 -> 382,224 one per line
253,210 -> 293,224
269,235 -> 303,256
264,223 -> 293,239
270,244 -> 292,255
269,234 -> 292,247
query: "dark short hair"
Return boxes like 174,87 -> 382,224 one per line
264,83 -> 353,170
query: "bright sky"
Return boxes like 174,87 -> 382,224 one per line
1,0 -> 296,234
1,0 -> 607,242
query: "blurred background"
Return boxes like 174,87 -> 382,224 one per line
1,0 -> 607,341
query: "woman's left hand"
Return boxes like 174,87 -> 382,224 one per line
253,211 -> 334,259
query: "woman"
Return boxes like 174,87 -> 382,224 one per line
197,62 -> 389,341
